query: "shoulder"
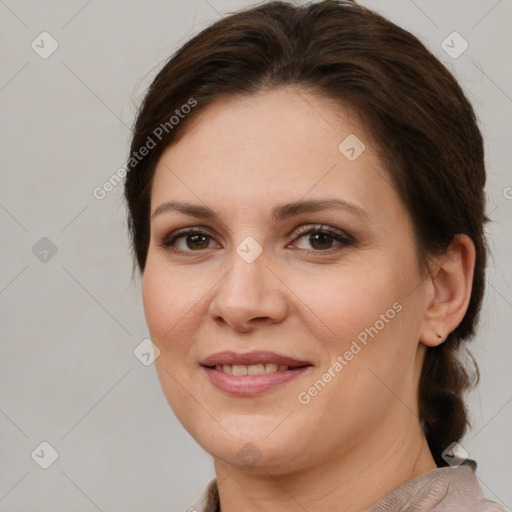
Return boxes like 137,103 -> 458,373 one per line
369,461 -> 506,512
184,479 -> 218,512
187,464 -> 507,512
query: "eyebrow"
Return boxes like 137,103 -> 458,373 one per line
152,198 -> 371,224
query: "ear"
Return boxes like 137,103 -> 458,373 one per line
419,234 -> 476,347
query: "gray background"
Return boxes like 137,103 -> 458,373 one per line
1,0 -> 511,510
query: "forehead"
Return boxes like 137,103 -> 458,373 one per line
163,87 -> 366,163
150,88 -> 401,224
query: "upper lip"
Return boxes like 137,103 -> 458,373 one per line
200,350 -> 312,367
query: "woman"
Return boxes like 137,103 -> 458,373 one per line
124,1 -> 505,510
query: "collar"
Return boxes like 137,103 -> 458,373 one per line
187,460 -> 504,512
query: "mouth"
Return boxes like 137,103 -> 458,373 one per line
200,351 -> 313,396
210,363 -> 297,376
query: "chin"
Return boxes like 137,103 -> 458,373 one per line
185,413 -> 314,473
206,436 -> 302,473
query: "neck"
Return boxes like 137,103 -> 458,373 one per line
213,420 -> 437,512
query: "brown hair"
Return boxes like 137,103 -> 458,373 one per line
124,0 -> 486,467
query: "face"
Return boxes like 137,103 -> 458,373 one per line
142,88 -> 430,474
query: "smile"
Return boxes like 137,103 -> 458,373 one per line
200,350 -> 313,396
214,363 -> 289,375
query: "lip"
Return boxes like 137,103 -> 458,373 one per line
200,350 -> 313,397
200,350 -> 311,367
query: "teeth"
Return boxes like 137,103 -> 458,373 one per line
232,364 -> 247,376
248,364 -> 265,376
214,363 -> 289,375
265,363 -> 279,373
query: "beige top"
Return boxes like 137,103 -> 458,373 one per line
186,461 -> 506,512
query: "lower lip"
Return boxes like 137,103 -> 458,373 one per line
202,366 -> 312,396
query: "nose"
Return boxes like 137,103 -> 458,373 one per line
208,248 -> 288,332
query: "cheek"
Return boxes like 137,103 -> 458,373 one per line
295,256 -> 421,404
142,261 -> 205,424
292,260 -> 404,354
142,257 -> 200,346
141,258 -> 206,400
143,271 -> 174,347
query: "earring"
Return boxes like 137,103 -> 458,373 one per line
437,333 -> 442,341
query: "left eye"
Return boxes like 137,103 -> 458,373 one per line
291,225 -> 354,252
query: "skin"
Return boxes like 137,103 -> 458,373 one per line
142,87 -> 475,512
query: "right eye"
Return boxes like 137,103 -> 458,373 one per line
158,227 -> 220,255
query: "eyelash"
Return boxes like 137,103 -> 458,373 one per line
158,224 -> 354,257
